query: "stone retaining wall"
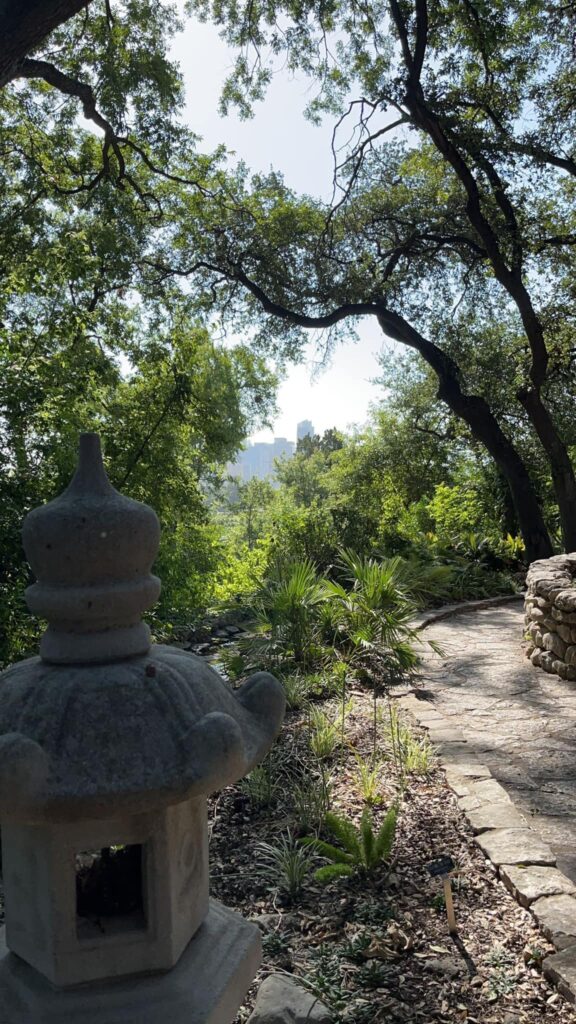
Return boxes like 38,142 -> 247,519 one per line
525,553 -> 576,681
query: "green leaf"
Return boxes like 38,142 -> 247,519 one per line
314,863 -> 354,884
374,805 -> 398,863
324,811 -> 361,858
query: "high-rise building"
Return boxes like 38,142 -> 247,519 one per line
297,419 -> 314,441
227,437 -> 295,482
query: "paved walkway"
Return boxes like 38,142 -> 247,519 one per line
414,603 -> 576,880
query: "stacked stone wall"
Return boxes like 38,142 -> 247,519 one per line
525,553 -> 576,681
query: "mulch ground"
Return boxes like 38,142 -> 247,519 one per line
209,685 -> 576,1024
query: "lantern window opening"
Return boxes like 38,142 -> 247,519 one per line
75,842 -> 147,941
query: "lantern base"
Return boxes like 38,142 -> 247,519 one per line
0,900 -> 261,1024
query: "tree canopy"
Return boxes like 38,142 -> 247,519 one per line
2,0 -> 576,630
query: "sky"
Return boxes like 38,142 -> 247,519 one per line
170,17 -> 390,443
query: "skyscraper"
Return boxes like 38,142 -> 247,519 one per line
297,419 -> 314,441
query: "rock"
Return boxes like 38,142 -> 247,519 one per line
540,651 -> 557,673
475,828 -> 556,866
500,865 -> 576,908
543,945 -> 576,1002
425,956 -> 465,979
544,632 -> 567,659
465,802 -> 526,834
566,646 -> 576,667
556,590 -> 576,613
531,649 -> 542,667
553,608 -> 576,625
532,894 -> 576,949
530,607 -> 545,621
247,975 -> 332,1024
557,623 -> 575,644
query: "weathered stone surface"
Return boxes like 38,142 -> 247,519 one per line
531,648 -> 542,667
530,607 -> 545,621
557,590 -> 576,613
567,646 -> 576,667
540,651 -> 557,673
425,957 -> 466,979
543,945 -> 576,1002
411,598 -> 576,939
3,800 -> 210,987
556,623 -> 575,645
532,894 -> 576,949
469,779 -> 513,803
464,802 -> 527,834
0,902 -> 262,1024
0,433 -> 284,1001
425,727 -> 466,744
544,632 -> 567,658
555,660 -> 569,680
500,865 -> 576,908
247,975 -> 332,1024
553,608 -> 576,625
0,435 -> 287,823
475,828 -> 556,866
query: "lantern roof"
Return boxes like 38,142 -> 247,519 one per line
0,435 -> 284,822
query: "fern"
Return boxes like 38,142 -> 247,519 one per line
324,811 -> 362,858
374,806 -> 398,863
302,805 -> 398,882
315,863 -> 354,883
300,838 -> 354,865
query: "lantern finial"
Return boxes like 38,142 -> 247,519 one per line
22,432 -> 161,664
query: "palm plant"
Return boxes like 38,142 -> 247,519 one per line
302,805 -> 398,882
243,558 -> 326,670
321,550 -> 425,685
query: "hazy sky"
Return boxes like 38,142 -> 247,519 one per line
170,17 -> 389,442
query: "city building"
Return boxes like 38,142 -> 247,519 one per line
296,419 -> 314,441
227,437 -> 295,482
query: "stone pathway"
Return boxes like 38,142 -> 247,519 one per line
411,602 -> 576,879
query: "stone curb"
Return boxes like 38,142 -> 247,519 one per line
414,592 -> 524,631
398,691 -> 576,1003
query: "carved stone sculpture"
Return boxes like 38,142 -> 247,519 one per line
0,433 -> 285,1021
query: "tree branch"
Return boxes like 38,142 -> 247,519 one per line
0,0 -> 92,88
16,57 -> 125,180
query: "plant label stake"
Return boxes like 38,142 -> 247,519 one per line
426,856 -> 458,935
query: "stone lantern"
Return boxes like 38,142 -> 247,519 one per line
0,433 -> 285,1023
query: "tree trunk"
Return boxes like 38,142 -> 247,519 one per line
440,387 -> 553,562
378,314 -> 553,562
519,388 -> 576,551
0,0 -> 91,88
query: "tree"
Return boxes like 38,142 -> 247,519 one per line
0,0 -> 92,88
2,1 -> 573,561
175,0 -> 576,555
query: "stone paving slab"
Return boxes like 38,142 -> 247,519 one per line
532,894 -> 576,950
400,600 -> 576,1002
500,865 -> 576,908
